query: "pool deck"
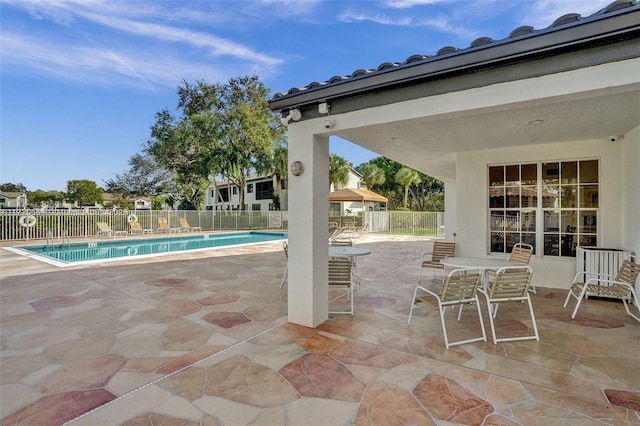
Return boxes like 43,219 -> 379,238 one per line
1,234 -> 639,425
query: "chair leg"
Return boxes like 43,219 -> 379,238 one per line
279,265 -> 288,289
526,295 -> 540,341
485,302 -> 498,344
408,287 -> 420,325
438,304 -> 452,349
570,285 -> 589,319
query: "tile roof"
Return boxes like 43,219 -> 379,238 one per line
270,0 -> 638,102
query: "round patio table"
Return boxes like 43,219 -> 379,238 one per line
440,256 -> 516,289
329,246 -> 371,258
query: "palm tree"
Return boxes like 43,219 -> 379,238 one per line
395,167 -> 419,209
358,163 -> 385,189
329,154 -> 351,190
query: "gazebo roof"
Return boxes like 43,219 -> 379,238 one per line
329,188 -> 388,203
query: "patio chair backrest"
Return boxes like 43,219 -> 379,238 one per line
432,241 -> 456,262
488,266 -> 533,298
615,256 -> 640,285
509,243 -> 533,264
283,241 -> 288,258
441,271 -> 482,303
130,221 -> 143,231
329,257 -> 352,287
331,238 -> 353,247
179,218 -> 190,228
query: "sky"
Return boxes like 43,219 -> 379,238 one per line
0,0 -> 614,192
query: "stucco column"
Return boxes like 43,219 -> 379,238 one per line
444,179 -> 457,242
286,124 -> 330,327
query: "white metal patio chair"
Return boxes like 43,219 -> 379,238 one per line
328,257 -> 354,315
408,268 -> 486,349
563,255 -> 640,322
418,240 -> 456,283
479,266 -> 539,344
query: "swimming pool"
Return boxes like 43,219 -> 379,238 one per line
10,231 -> 287,266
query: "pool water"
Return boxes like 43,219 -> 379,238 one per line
16,232 -> 286,265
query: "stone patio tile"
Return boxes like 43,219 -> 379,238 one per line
204,355 -> 297,407
194,396 -> 261,425
0,383 -> 41,419
578,357 -> 640,389
413,374 -> 493,424
122,412 -> 200,426
155,345 -> 225,374
0,389 -> 116,426
355,381 -> 435,426
71,385 -> 173,426
153,395 -> 201,421
161,318 -> 215,351
36,354 -> 127,394
287,398 -> 359,426
279,353 -> 366,402
510,400 -> 604,425
329,339 -> 401,369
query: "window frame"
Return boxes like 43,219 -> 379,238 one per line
488,159 -> 599,258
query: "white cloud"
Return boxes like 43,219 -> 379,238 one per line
516,0 -> 614,29
0,0 -> 283,90
383,0 -> 454,8
0,32 -> 268,91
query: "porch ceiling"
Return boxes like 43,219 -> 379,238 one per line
331,83 -> 640,181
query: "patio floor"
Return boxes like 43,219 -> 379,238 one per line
1,234 -> 639,425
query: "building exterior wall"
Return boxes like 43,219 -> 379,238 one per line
456,136 -> 631,291
206,175 -> 279,211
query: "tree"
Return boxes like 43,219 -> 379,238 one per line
395,167 -> 420,209
104,153 -> 175,197
28,189 -> 64,209
66,180 -> 103,205
255,142 -> 288,210
145,76 -> 283,210
356,163 -> 385,189
329,154 -> 351,189
210,76 -> 285,210
0,182 -> 27,192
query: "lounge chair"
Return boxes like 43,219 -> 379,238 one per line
418,240 -> 456,283
179,218 -> 202,232
408,268 -> 487,349
563,255 -> 640,322
157,218 -> 180,233
96,221 -> 127,238
478,266 -> 539,344
129,220 -> 153,235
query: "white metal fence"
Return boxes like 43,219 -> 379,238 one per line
0,209 -> 444,241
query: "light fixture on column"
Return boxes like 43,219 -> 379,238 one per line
290,161 -> 305,176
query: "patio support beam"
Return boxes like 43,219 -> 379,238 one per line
286,124 -> 330,327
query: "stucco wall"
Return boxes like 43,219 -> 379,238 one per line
456,137 -> 627,290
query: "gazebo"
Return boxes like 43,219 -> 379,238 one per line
329,188 -> 387,213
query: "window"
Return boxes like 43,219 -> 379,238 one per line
256,181 -> 273,200
247,183 -> 253,193
218,188 -> 229,202
489,160 -> 598,257
252,203 -> 261,211
232,187 -> 238,195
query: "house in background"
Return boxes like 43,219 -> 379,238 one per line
0,192 -> 27,209
269,2 -> 640,327
206,167 -> 365,212
206,173 -> 284,211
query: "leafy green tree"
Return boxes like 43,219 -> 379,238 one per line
66,180 -> 103,205
28,189 -> 64,209
145,76 -> 283,210
104,153 -> 175,197
395,167 -> 420,209
255,142 -> 288,210
356,163 -> 385,189
329,154 -> 351,189
210,76 -> 285,210
0,182 -> 27,192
